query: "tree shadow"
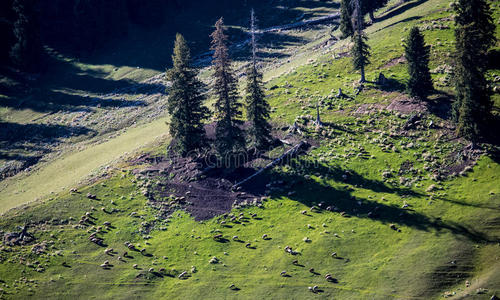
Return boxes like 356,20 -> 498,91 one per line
0,121 -> 96,179
375,15 -> 423,33
376,77 -> 406,93
239,156 -> 496,244
376,0 -> 428,23
426,91 -> 453,120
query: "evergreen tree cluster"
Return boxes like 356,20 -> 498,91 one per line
166,15 -> 272,166
340,0 -> 389,38
452,0 -> 496,142
9,0 -> 41,72
0,0 -> 183,71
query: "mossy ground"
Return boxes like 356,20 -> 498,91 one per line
1,0 -> 500,299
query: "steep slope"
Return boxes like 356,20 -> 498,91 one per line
0,0 -> 499,299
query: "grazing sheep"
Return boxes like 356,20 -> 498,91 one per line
232,235 -> 239,241
103,221 -> 111,227
331,252 -> 337,257
301,210 -> 307,215
191,266 -> 197,273
292,260 -> 299,265
133,264 -> 138,269
159,268 -> 166,273
123,251 -> 128,257
178,271 -> 187,279
104,248 -> 113,255
229,284 -> 237,290
280,271 -> 287,277
245,243 -> 251,248
325,274 -> 334,281
127,244 -> 136,250
312,285 -> 319,292
262,234 -> 268,240
213,234 -> 223,240
309,268 -> 315,273
251,213 -> 257,218
117,256 -> 123,262
148,268 -> 154,273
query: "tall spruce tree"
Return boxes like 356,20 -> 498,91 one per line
246,10 -> 272,150
166,34 -> 208,155
351,0 -> 370,83
340,0 -> 354,38
211,17 -> 245,164
404,27 -> 433,100
10,0 -> 41,72
452,0 -> 495,141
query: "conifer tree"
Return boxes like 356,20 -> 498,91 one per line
351,0 -> 370,83
211,17 -> 245,164
166,34 -> 208,155
404,27 -> 433,100
10,0 -> 41,72
351,32 -> 370,83
452,0 -> 495,141
246,10 -> 272,150
340,0 -> 354,39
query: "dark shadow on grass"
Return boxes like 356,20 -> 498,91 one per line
239,156 -> 496,243
433,195 -> 500,211
0,121 -> 95,179
375,16 -> 422,33
376,77 -> 406,93
376,0 -> 428,23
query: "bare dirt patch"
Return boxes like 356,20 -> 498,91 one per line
132,129 -> 310,221
354,96 -> 427,115
382,56 -> 406,68
386,97 -> 428,114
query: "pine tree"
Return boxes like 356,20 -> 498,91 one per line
404,27 -> 433,100
10,0 -> 41,72
246,9 -> 272,150
452,0 -> 496,141
211,17 -> 245,165
351,32 -> 370,83
340,0 -> 354,39
166,34 -> 208,156
351,0 -> 370,83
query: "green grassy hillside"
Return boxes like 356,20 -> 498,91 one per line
0,0 -> 500,299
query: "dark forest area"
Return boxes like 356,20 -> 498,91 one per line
0,0 -> 329,72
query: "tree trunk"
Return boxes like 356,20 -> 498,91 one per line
369,11 -> 375,23
360,64 -> 366,83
